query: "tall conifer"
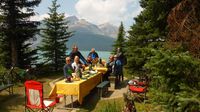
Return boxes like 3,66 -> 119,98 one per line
0,0 -> 41,68
126,0 -> 181,72
39,0 -> 72,71
113,22 -> 125,53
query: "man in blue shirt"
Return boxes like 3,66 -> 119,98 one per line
88,48 -> 99,61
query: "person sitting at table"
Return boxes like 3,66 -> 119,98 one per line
71,56 -> 84,78
103,55 -> 114,81
86,56 -> 92,65
112,55 -> 122,84
69,44 -> 88,65
87,48 -> 99,64
63,57 -> 73,79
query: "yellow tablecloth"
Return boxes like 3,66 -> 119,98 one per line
85,66 -> 108,74
49,72 -> 104,104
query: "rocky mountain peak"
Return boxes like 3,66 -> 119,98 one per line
65,16 -> 118,38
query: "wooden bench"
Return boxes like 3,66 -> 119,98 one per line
0,74 -> 14,95
97,81 -> 109,98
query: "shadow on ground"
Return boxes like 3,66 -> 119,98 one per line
79,89 -> 100,111
115,79 -> 129,89
0,93 -> 24,112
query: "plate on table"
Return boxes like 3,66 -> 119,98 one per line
89,70 -> 97,74
84,74 -> 90,77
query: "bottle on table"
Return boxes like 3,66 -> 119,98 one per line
89,64 -> 93,71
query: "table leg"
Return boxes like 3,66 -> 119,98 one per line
100,88 -> 102,99
64,95 -> 66,106
71,95 -> 73,108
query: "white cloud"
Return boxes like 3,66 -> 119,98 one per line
75,0 -> 142,26
30,13 -> 70,21
30,14 -> 49,21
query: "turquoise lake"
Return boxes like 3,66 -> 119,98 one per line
66,50 -> 111,62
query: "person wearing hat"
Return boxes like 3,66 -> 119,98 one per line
112,54 -> 122,85
69,45 -> 87,65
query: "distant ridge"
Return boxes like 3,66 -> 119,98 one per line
65,16 -> 117,51
65,16 -> 118,38
32,16 -> 118,51
67,32 -> 115,51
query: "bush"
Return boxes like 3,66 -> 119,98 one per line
145,49 -> 200,92
144,49 -> 200,111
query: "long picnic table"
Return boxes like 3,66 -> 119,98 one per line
49,67 -> 107,105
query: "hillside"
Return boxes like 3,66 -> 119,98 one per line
67,32 -> 115,51
32,16 -> 117,51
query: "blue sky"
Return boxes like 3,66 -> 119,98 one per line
32,0 -> 142,30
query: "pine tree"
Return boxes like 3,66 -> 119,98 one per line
39,0 -> 72,71
126,0 -> 181,73
113,22 -> 125,53
0,32 -> 9,66
0,0 -> 41,68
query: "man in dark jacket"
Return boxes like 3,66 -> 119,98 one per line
69,45 -> 87,65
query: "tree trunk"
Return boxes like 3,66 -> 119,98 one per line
11,37 -> 18,67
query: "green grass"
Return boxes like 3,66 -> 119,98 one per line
0,71 -> 63,112
95,98 -> 124,112
78,98 -> 124,112
79,96 -> 164,112
0,69 -> 165,112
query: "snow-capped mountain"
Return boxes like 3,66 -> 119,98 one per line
99,23 -> 118,38
33,16 -> 118,51
65,16 -> 118,38
65,16 -> 79,25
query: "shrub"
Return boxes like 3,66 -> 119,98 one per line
145,49 -> 200,111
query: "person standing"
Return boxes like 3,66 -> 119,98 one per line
112,55 -> 122,84
116,47 -> 126,81
69,45 -> 87,65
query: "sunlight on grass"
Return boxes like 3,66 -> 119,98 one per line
93,98 -> 124,112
